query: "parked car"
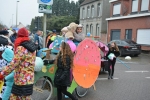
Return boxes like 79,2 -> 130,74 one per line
107,39 -> 141,56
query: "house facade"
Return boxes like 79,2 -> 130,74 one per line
80,0 -> 110,43
106,0 -> 150,50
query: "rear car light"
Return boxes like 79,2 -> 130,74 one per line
123,46 -> 129,49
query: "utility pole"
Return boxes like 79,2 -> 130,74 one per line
43,14 -> 47,48
16,1 -> 19,27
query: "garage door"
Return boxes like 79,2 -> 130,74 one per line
137,29 -> 150,45
111,30 -> 120,40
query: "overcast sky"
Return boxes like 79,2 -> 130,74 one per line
0,0 -> 78,28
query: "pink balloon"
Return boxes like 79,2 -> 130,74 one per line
49,42 -> 53,49
67,40 -> 76,52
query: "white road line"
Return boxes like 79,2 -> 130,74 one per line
97,78 -> 119,80
125,71 -> 149,73
116,62 -> 137,64
145,77 -> 150,79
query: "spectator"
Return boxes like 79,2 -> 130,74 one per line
34,30 -> 42,50
0,28 -> 37,99
39,31 -> 43,49
10,29 -> 17,43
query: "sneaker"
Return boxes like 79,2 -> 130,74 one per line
108,76 -> 110,79
65,95 -> 69,98
111,76 -> 113,79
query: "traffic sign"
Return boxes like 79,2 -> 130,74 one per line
38,4 -> 52,14
37,0 -> 53,5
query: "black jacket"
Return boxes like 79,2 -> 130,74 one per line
20,41 -> 38,52
0,36 -> 8,46
54,55 -> 71,87
106,48 -> 120,60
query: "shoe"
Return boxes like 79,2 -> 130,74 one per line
65,95 -> 69,98
111,76 -> 113,79
108,76 -> 110,79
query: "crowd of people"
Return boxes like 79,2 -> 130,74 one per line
0,23 -> 120,100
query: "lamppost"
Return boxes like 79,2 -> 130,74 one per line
16,1 -> 19,27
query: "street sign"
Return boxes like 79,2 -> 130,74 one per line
38,4 -> 52,14
37,0 -> 53,5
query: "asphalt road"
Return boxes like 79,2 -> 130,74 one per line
32,53 -> 150,100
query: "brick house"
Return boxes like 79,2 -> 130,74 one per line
106,0 -> 150,50
80,0 -> 110,43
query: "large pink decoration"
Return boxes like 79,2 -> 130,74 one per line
73,38 -> 101,88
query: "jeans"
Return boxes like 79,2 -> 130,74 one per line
108,58 -> 116,76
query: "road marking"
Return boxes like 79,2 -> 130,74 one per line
117,62 -> 137,64
125,71 -> 149,73
145,77 -> 150,79
97,78 -> 119,80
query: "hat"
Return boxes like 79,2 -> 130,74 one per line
2,48 -> 14,62
52,30 -> 56,33
77,24 -> 83,28
0,30 -> 9,35
17,28 -> 29,37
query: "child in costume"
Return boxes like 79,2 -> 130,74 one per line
0,48 -> 14,100
106,42 -> 120,79
73,24 -> 85,42
54,42 -> 78,100
0,28 -> 37,100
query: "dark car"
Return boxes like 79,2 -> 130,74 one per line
108,40 -> 141,56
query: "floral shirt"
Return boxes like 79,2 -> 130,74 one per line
1,46 -> 36,85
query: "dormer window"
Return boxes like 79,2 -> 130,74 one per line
132,0 -> 138,13
141,0 -> 149,12
113,3 -> 121,16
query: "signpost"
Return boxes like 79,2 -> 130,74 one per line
37,0 -> 53,5
37,0 -> 53,48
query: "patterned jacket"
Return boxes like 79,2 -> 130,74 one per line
1,45 -> 36,85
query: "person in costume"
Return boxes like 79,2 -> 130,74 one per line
73,24 -> 85,42
54,42 -> 78,100
0,28 -> 37,100
106,42 -> 120,79
0,48 -> 14,100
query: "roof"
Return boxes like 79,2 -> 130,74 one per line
80,0 -> 97,6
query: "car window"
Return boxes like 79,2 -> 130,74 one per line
115,41 -> 121,45
125,40 -> 137,44
121,41 -> 129,45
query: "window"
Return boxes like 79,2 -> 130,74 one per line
87,6 -> 90,18
132,0 -> 138,12
125,29 -> 132,40
113,3 -> 121,15
91,5 -> 94,18
141,0 -> 149,11
90,24 -> 93,34
97,3 -> 101,17
86,25 -> 89,34
82,8 -> 85,19
96,24 -> 100,36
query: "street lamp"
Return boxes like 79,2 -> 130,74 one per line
16,1 -> 19,27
